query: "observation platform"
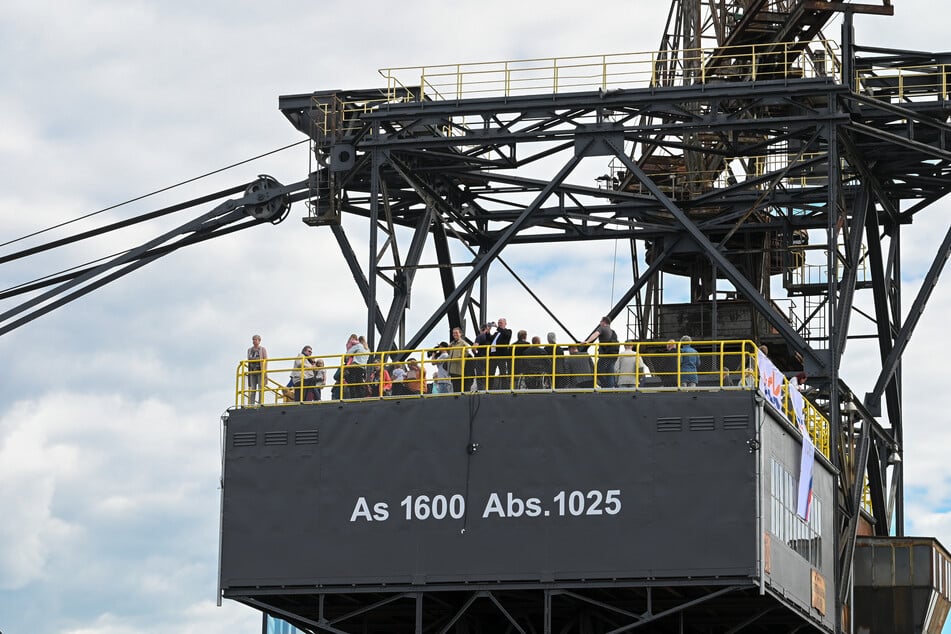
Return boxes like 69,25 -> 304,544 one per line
233,339 -> 829,456
220,340 -> 841,632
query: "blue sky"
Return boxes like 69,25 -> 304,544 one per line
1,1 -> 950,632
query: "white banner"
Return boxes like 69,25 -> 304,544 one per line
797,422 -> 816,520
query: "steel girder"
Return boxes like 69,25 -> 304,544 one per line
0,176 -> 303,337
234,582 -> 828,634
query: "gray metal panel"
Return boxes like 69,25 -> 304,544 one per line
854,537 -> 951,633
760,406 -> 837,631
220,391 -> 760,589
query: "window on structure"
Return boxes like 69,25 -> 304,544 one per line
769,457 -> 822,568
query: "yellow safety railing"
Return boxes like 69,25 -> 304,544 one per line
234,338 -> 829,456
380,40 -> 841,103
311,94 -> 397,140
310,41 -> 841,142
857,63 -> 951,103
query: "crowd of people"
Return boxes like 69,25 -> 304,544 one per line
243,316 -> 727,405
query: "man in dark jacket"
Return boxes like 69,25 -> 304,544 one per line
511,330 -> 531,389
488,317 -> 512,389
472,322 -> 494,390
584,316 -> 619,388
523,336 -> 548,388
542,331 -> 567,389
564,345 -> 595,388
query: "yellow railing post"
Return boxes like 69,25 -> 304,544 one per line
592,343 -> 600,387
675,344 -> 681,386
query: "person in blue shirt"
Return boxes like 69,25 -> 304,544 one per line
679,335 -> 700,387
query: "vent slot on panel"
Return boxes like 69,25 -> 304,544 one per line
689,416 -> 716,431
264,431 -> 288,446
295,430 -> 320,445
657,417 -> 683,433
232,432 -> 257,447
723,415 -> 750,430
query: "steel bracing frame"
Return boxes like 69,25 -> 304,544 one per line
235,581 -> 823,634
268,3 -> 951,632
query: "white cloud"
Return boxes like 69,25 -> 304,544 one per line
60,600 -> 259,634
0,405 -> 79,588
3,0 -> 951,632
0,392 -> 224,630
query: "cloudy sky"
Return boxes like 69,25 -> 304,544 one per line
1,1 -> 950,632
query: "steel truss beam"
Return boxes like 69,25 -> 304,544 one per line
235,582 -> 827,634
0,177 -> 303,337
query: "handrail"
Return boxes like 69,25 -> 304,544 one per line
235,338 -> 829,457
379,39 -> 841,103
309,39 -> 843,144
856,62 -> 951,103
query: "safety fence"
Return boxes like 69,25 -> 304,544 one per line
235,338 -> 828,457
310,39 -> 841,140
313,47 -> 951,146
856,63 -> 951,103
380,40 -> 839,103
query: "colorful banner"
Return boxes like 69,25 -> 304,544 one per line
758,350 -> 813,519
756,350 -> 785,414
789,381 -> 806,430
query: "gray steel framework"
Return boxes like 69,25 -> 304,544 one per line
273,11 -> 951,631
236,582 -> 825,634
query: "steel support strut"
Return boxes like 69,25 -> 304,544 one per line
0,177 -> 304,337
402,146 -> 590,351
610,145 -> 828,373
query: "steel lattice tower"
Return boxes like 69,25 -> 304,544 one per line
219,1 -> 951,631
